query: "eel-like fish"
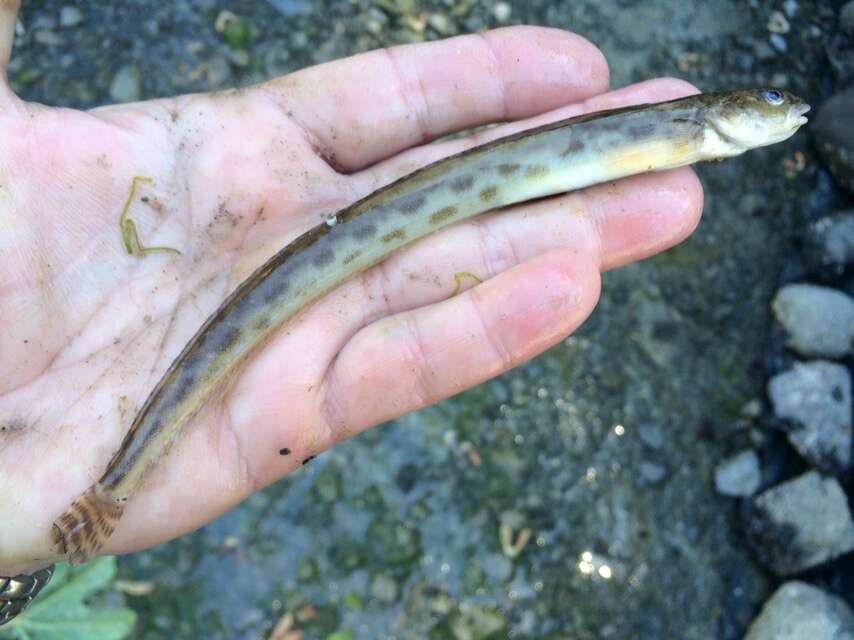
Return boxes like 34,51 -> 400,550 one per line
51,88 -> 809,563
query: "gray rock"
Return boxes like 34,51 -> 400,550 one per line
715,450 -> 761,497
33,29 -> 62,47
805,211 -> 854,276
369,573 -> 398,603
59,6 -> 83,28
842,1 -> 854,35
639,461 -> 668,485
427,12 -> 454,36
481,552 -> 512,582
827,32 -> 854,86
492,2 -> 512,22
637,424 -> 664,449
203,56 -> 232,87
769,33 -> 787,53
743,471 -> 854,575
814,90 -> 854,195
450,603 -> 506,640
768,361 -> 852,473
745,581 -> 854,640
772,284 -> 854,358
109,64 -> 142,103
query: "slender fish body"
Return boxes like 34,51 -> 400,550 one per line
52,89 -> 809,562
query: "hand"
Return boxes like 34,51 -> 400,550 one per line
0,3 -> 702,573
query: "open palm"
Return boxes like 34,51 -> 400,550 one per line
0,9 -> 703,573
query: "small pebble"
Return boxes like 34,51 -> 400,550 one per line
229,49 -> 251,67
769,72 -> 788,87
753,40 -> 776,61
745,581 -> 854,640
482,552 -> 513,582
427,12 -> 453,35
782,0 -> 798,18
204,56 -> 232,86
804,210 -> 854,276
740,399 -> 763,419
637,424 -> 664,449
715,450 -> 761,497
370,573 -> 398,604
109,64 -> 143,103
768,360 -> 852,473
31,15 -> 56,30
639,461 -> 668,485
769,33 -> 787,53
59,6 -> 83,28
772,284 -> 854,358
767,11 -> 790,34
743,471 -> 854,575
492,2 -> 512,22
33,29 -> 62,47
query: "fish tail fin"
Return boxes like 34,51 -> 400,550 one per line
51,485 -> 124,564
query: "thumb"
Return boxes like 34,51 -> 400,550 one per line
0,0 -> 19,74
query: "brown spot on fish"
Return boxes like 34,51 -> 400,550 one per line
449,174 -> 475,193
525,165 -> 549,178
595,116 -> 624,132
429,206 -> 458,224
382,228 -> 407,243
302,455 -> 316,465
479,186 -> 498,202
343,250 -> 363,265
352,222 -> 377,240
172,368 -> 199,402
279,447 -> 291,456
219,326 -> 242,351
560,138 -> 585,157
628,122 -> 655,139
399,193 -> 427,215
497,163 -> 521,176
312,247 -> 335,267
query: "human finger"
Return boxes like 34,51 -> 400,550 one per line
318,249 -> 601,440
262,26 -> 609,172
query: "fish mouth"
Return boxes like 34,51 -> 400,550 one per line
791,103 -> 810,126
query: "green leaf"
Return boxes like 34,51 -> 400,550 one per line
0,557 -> 136,640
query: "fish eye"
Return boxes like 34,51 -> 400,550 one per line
762,89 -> 784,105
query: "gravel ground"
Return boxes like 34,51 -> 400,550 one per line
11,1 -> 832,638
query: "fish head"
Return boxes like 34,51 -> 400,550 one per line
704,88 -> 809,153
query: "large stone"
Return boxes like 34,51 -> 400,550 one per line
772,284 -> 854,358
767,361 -> 852,473
745,581 -> 854,640
742,472 -> 854,575
813,90 -> 854,195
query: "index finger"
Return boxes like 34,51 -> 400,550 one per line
263,26 -> 609,172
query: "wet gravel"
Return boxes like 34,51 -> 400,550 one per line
11,1 -> 837,638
